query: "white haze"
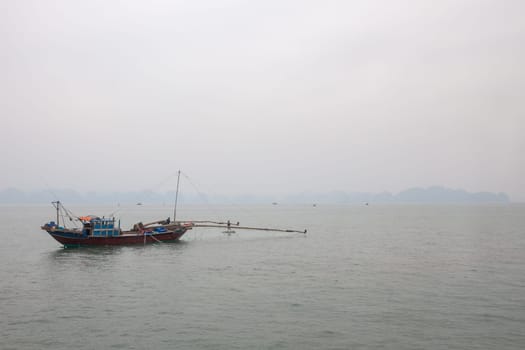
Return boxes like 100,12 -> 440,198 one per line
2,0 -> 524,200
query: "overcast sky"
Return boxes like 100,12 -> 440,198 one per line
2,0 -> 524,200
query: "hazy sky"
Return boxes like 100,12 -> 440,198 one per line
2,0 -> 524,200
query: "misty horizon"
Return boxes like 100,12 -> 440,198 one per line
0,185 -> 511,204
2,1 -> 524,201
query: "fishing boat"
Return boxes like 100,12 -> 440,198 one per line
41,171 -> 306,247
41,203 -> 191,247
41,171 -> 191,247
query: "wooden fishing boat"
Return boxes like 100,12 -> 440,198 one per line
41,202 -> 192,247
41,171 -> 191,247
41,171 -> 306,247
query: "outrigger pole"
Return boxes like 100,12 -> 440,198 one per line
167,170 -> 306,234
234,225 -> 307,234
191,222 -> 307,234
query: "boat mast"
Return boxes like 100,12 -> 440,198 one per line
173,170 -> 181,222
52,201 -> 60,226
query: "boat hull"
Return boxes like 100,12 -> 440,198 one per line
45,228 -> 187,247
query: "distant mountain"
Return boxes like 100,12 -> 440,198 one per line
394,186 -> 509,203
0,186 -> 511,204
285,186 -> 510,204
0,188 -> 27,203
0,188 -> 208,205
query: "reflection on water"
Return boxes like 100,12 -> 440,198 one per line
49,240 -> 189,257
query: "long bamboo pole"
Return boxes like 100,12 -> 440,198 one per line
192,223 -> 306,234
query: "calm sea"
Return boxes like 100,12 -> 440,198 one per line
1,203 -> 524,349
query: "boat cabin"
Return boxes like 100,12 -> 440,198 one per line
81,217 -> 120,237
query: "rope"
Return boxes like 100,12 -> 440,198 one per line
179,172 -> 285,231
134,172 -> 181,205
180,172 -> 221,220
179,171 -> 268,225
149,234 -> 163,243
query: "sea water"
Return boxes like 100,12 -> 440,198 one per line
1,203 -> 524,349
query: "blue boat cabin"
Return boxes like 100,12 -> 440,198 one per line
84,217 -> 120,237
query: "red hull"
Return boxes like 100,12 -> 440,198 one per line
47,229 -> 187,247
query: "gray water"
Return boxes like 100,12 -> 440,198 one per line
1,203 -> 524,349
